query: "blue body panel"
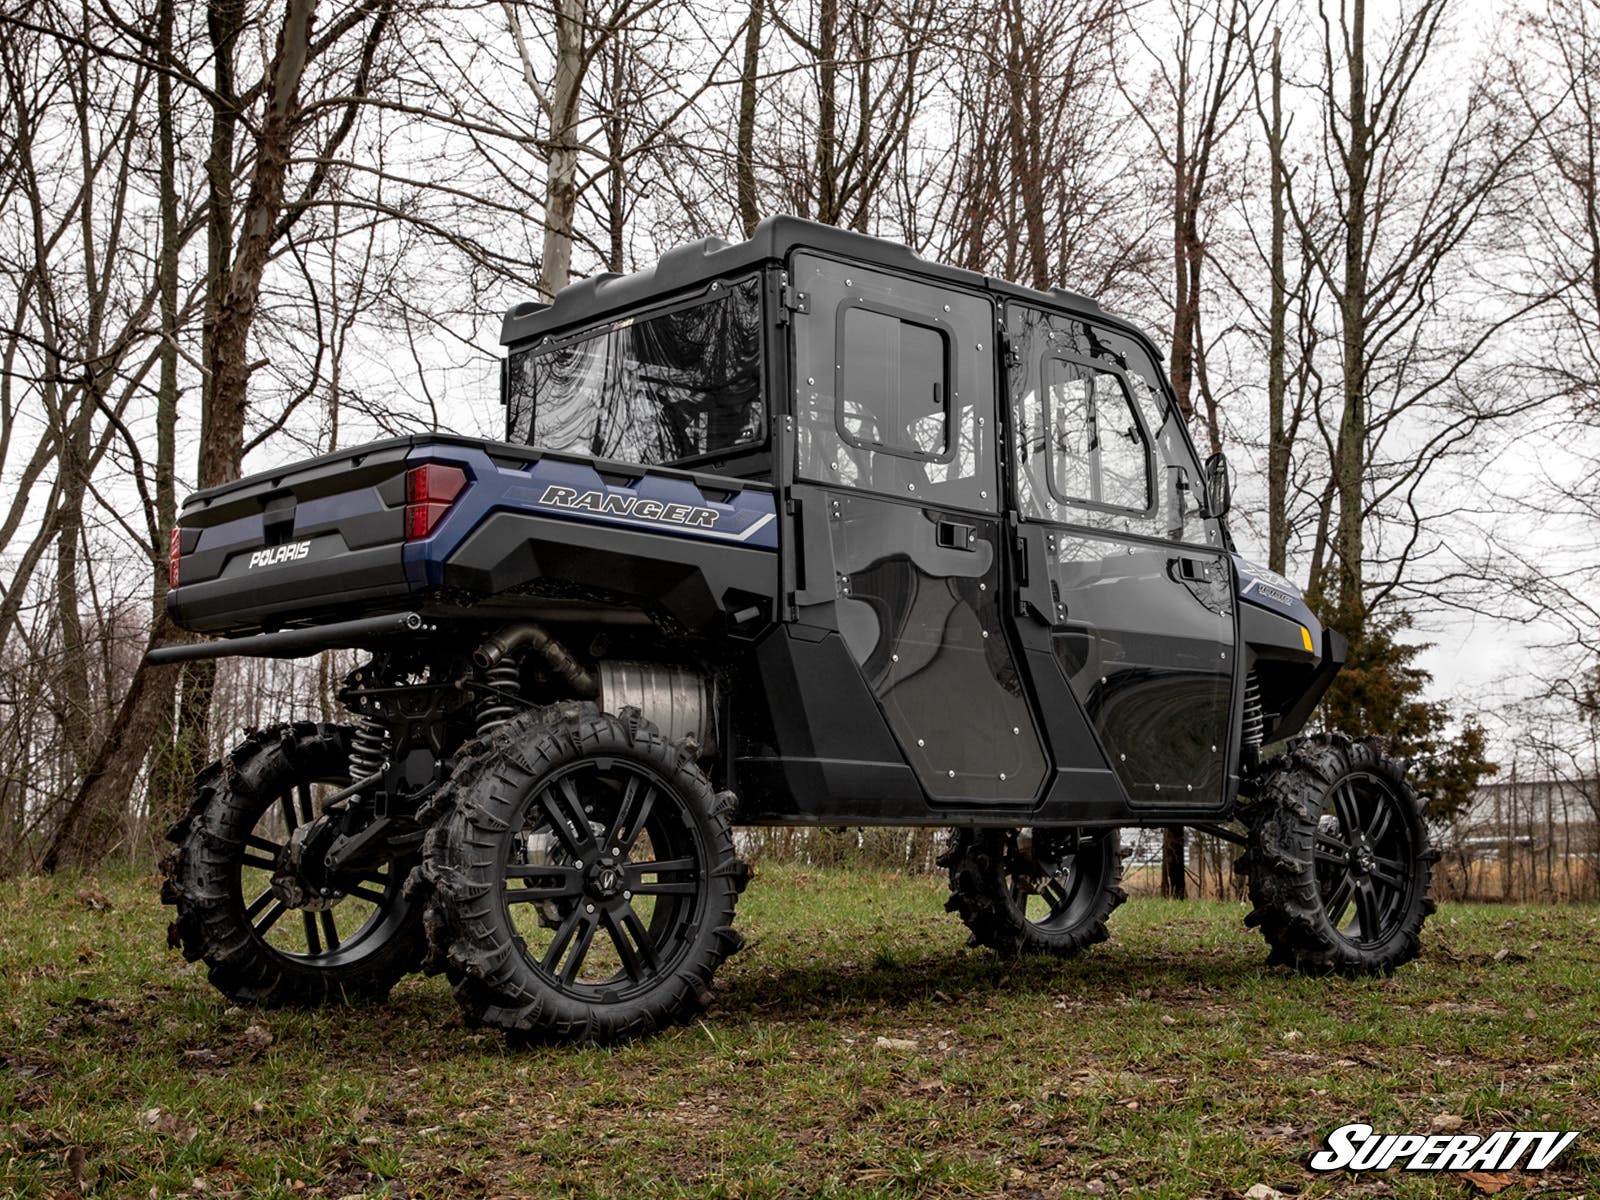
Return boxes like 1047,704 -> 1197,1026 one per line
1232,554 -> 1322,645
400,444 -> 779,591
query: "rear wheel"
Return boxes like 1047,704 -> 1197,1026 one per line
162,723 -> 426,1005
1237,733 -> 1437,974
422,707 -> 746,1043
942,827 -> 1125,957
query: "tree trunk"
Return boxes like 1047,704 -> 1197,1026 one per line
736,0 -> 765,237
1334,0 -> 1369,629
1162,828 -> 1186,899
41,617 -> 179,871
147,0 -> 187,840
540,0 -> 585,299
1265,27 -> 1290,575
204,0 -> 318,485
815,0 -> 839,224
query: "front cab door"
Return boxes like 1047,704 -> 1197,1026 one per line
1005,303 -> 1239,811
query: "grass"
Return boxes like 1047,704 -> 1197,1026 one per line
1,864 -> 1596,1199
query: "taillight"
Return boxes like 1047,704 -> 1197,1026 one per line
405,463 -> 468,540
168,526 -> 182,588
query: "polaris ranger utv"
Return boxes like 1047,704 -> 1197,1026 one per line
156,217 -> 1437,1043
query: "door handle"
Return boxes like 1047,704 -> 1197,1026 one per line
936,520 -> 976,551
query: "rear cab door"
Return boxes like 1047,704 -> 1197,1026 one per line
783,251 -> 1050,805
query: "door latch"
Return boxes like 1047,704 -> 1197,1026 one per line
936,520 -> 976,551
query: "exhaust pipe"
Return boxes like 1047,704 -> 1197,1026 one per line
474,622 -> 597,699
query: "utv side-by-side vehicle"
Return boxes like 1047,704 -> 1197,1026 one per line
155,217 -> 1437,1043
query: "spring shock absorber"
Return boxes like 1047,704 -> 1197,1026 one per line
1241,671 -> 1265,751
348,714 -> 392,783
476,656 -> 522,735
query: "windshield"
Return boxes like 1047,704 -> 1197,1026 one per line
505,277 -> 763,466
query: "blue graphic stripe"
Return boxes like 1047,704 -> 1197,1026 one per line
401,445 -> 778,589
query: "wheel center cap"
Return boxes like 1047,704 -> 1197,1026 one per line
589,862 -> 623,899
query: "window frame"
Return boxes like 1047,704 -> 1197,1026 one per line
831,298 -> 955,465
1038,352 -> 1157,519
505,273 -> 769,469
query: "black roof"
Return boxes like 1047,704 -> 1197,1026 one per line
499,215 -> 1110,347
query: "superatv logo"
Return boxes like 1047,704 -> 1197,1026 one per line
539,484 -> 718,529
247,541 -> 311,569
1310,1123 -> 1578,1173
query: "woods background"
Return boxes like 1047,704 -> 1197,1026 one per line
1,0 -> 1597,892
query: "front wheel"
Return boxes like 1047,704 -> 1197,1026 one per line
941,827 -> 1126,957
422,706 -> 746,1044
162,723 -> 426,1006
1237,733 -> 1437,975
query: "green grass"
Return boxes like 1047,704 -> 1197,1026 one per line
1,865 -> 1596,1198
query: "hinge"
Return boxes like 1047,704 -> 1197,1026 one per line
777,286 -> 810,323
1000,331 -> 1022,369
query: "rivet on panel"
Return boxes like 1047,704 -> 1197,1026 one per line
948,769 -> 956,778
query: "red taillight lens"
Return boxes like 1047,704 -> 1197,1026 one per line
168,526 -> 182,588
405,463 -> 468,541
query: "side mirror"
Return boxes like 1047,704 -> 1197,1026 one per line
1203,451 -> 1232,518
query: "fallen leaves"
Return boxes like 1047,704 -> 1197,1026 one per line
72,887 -> 112,911
138,1106 -> 198,1145
1462,1171 -> 1517,1194
873,1036 -> 917,1052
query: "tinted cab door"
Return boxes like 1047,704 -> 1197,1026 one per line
1005,304 -> 1238,810
786,253 -> 1050,804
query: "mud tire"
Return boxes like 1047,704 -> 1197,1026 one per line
1236,733 -> 1437,975
162,723 -> 426,1006
941,827 -> 1126,957
421,706 -> 745,1044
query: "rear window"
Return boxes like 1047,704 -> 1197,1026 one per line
506,277 -> 763,465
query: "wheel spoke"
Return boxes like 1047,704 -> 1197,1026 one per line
542,905 -> 587,975
1369,859 -> 1407,892
1353,878 -> 1382,940
1316,828 -> 1351,855
601,907 -> 651,982
1332,783 -> 1361,840
320,910 -> 340,951
245,888 -> 276,921
504,864 -> 584,901
1313,842 -> 1349,869
304,912 -> 323,955
539,777 -> 599,861
1040,877 -> 1072,914
246,834 -> 282,855
605,777 -> 656,856
254,899 -> 288,936
559,913 -> 600,984
1365,799 -> 1393,846
240,852 -> 279,872
346,884 -> 387,905
1324,874 -> 1354,926
279,793 -> 299,834
625,857 -> 698,895
297,782 -> 315,825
